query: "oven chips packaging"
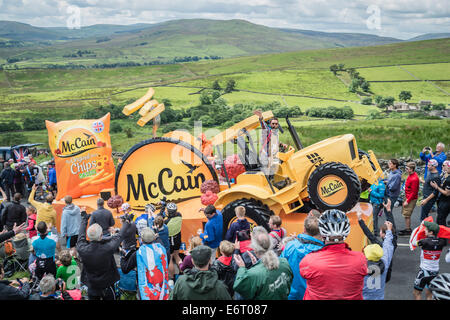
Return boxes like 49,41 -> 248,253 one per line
46,113 -> 115,200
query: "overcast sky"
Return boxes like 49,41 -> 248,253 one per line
0,0 -> 449,39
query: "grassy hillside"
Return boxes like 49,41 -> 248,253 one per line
0,19 -> 405,68
0,38 -> 448,124
0,38 -> 448,158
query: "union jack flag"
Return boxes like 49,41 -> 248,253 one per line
92,120 -> 104,133
13,148 -> 28,161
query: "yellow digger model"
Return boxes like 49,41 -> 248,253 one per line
114,88 -> 383,250
208,111 -> 383,231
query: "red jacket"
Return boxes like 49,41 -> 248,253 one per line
405,172 -> 420,203
300,243 -> 367,300
26,213 -> 37,238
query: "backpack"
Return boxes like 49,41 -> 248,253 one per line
4,240 -> 15,256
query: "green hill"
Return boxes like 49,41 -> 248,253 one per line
0,19 -> 407,67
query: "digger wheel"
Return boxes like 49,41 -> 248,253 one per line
221,198 -> 274,239
307,162 -> 361,212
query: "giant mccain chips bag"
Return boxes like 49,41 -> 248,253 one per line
46,113 -> 115,200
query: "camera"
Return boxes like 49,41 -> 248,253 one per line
119,213 -> 134,223
55,278 -> 64,291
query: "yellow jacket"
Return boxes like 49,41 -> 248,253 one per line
28,188 -> 57,228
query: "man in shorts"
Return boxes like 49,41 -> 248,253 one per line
413,221 -> 447,300
399,162 -> 420,236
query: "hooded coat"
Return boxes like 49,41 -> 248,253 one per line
225,218 -> 250,242
233,258 -> 293,300
28,188 -> 56,228
386,169 -> 402,199
61,204 -> 81,237
169,268 -> 231,300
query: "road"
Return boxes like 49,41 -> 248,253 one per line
384,204 -> 449,300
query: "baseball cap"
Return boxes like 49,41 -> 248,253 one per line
141,227 -> 157,244
424,221 -> 440,234
190,245 -> 212,267
429,159 -> 439,167
364,244 -> 384,262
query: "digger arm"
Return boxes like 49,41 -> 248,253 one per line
210,111 -> 274,146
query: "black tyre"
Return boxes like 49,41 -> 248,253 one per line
221,198 -> 274,238
307,162 -> 361,212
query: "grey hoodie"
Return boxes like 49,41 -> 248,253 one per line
61,204 -> 81,237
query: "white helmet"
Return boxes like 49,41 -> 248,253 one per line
121,203 -> 131,212
167,202 -> 177,213
145,204 -> 156,213
429,273 -> 450,300
318,209 -> 350,241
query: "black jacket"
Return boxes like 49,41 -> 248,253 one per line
77,212 -> 122,290
89,207 -> 115,235
211,257 -> 238,296
0,168 -> 14,186
0,280 -> 30,300
0,230 -> 15,243
1,201 -> 26,231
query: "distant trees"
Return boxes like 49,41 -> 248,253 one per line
375,95 -> 395,111
306,106 -> 354,119
329,64 -> 346,75
212,80 -> 222,91
361,97 -> 373,105
22,117 -> 46,131
0,121 -> 21,133
224,79 -> 236,93
399,90 -> 412,103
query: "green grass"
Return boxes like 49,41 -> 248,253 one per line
15,118 -> 450,160
357,66 -> 416,81
401,63 -> 450,80
357,63 -> 450,81
369,81 -> 449,103
280,118 -> 450,159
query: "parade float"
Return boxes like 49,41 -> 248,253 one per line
50,88 -> 383,251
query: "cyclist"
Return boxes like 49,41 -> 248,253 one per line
300,209 -> 368,300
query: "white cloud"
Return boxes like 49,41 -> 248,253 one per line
0,0 -> 448,39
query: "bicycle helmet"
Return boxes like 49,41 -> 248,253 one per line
318,209 -> 350,241
121,203 -> 130,212
429,273 -> 450,300
167,202 -> 177,213
145,204 -> 156,213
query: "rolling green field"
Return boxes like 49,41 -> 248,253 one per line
17,118 -> 450,161
1,38 -> 449,158
369,81 -> 448,103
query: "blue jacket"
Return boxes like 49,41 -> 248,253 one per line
156,224 -> 170,256
386,169 -> 402,199
420,151 -> 447,178
369,180 -> 386,204
61,204 -> 81,237
225,218 -> 250,242
200,211 -> 223,249
48,168 -> 57,185
363,230 -> 394,300
280,233 -> 324,300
